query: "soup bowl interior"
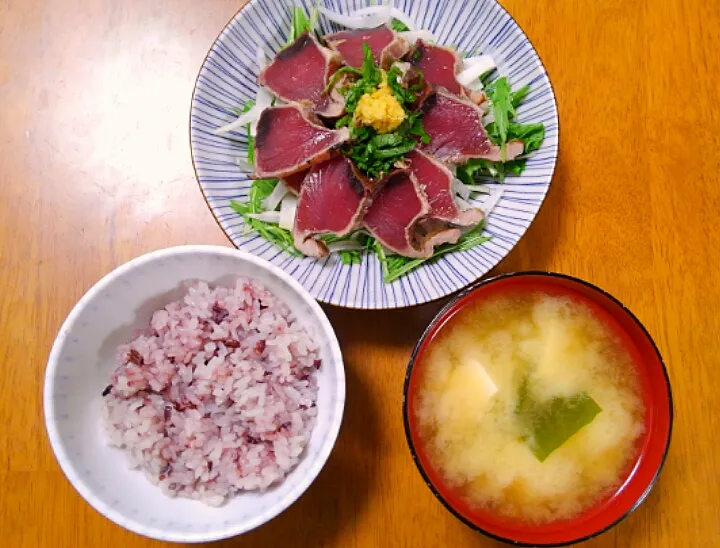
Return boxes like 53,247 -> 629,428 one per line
403,272 -> 673,546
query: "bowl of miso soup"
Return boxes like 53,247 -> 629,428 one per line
403,272 -> 673,546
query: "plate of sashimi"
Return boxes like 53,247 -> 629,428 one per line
190,0 -> 558,309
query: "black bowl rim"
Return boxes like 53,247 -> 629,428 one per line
402,270 -> 674,547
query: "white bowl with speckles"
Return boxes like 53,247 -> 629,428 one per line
43,245 -> 345,543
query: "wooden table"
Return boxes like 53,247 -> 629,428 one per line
1,0 -> 719,546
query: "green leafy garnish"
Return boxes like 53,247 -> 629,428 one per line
360,43 -> 382,83
346,113 -> 421,178
375,222 -> 491,283
516,374 -> 602,462
487,76 -> 514,150
456,123 -> 545,183
337,45 -> 430,179
323,66 -> 363,94
339,250 -> 362,265
230,102 -> 254,117
288,6 -> 316,43
455,80 -> 545,183
231,180 -> 367,262
409,114 -> 431,144
390,19 -> 410,32
485,78 -> 535,146
511,122 -> 544,153
247,135 -> 256,165
336,45 -> 383,128
231,101 -> 256,164
511,84 -> 531,108
485,122 -> 545,154
479,68 -> 496,87
386,64 -> 425,105
456,158 -> 525,184
485,78 -> 531,114
319,234 -> 365,265
230,180 -> 300,256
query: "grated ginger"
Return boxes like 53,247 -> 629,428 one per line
353,82 -> 406,134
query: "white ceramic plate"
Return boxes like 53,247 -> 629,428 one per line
190,0 -> 559,308
44,246 -> 345,542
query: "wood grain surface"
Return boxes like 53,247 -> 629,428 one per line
1,0 -> 719,546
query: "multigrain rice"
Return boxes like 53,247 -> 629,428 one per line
102,278 -> 320,506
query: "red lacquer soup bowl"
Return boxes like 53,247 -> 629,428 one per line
403,272 -> 673,546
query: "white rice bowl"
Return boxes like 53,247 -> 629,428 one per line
44,246 -> 345,542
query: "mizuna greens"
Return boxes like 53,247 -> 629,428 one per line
456,77 -> 546,184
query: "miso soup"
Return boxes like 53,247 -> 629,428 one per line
414,292 -> 646,523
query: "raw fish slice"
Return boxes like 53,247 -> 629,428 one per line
364,171 -> 461,258
406,40 -> 488,106
325,26 -> 409,70
419,90 -> 523,164
407,39 -> 464,95
254,104 -> 350,179
293,156 -> 374,257
258,32 -> 344,117
406,149 -> 484,227
281,169 -> 310,196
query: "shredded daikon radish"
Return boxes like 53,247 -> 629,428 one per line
235,157 -> 254,172
247,212 -> 281,223
457,55 -> 497,86
466,183 -> 491,194
319,5 -> 391,29
250,86 -> 274,136
262,181 -> 288,212
400,30 -> 435,44
452,178 -> 471,200
328,241 -> 365,253
352,5 -> 417,31
214,105 -> 261,136
216,84 -> 273,137
456,196 -> 475,211
463,54 -> 497,69
465,79 -> 485,92
351,5 -> 386,15
256,44 -> 268,72
481,187 -> 505,216
256,86 -> 273,109
279,195 -> 298,230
